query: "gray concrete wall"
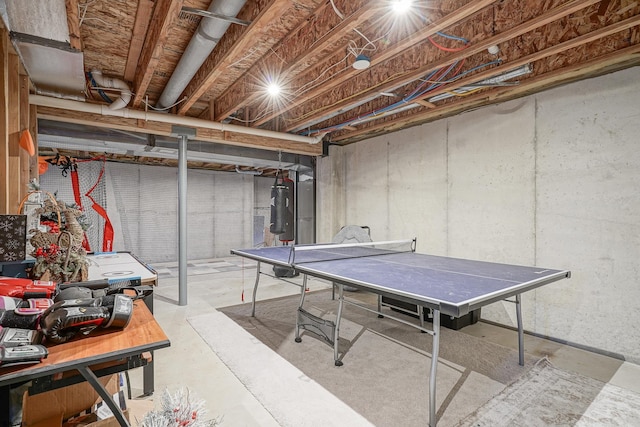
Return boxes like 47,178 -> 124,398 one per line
316,66 -> 640,363
104,164 -> 254,263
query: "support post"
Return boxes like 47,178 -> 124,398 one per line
178,133 -> 188,305
172,125 -> 195,306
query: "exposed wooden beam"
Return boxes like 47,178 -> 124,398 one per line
411,13 -> 640,106
35,106 -> 322,156
125,0 -> 154,82
132,0 -> 185,108
333,44 -> 640,142
0,27 -> 8,213
65,0 -> 82,50
8,53 -> 20,214
19,73 -> 30,202
414,99 -> 436,109
213,0 -> 382,121
177,0 -> 297,115
256,0 -> 498,128
286,0 -> 601,133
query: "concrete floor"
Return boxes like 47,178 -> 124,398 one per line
127,256 -> 640,426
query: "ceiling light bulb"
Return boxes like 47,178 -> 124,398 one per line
391,0 -> 413,14
353,54 -> 371,70
266,82 -> 281,96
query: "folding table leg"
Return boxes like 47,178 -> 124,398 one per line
77,366 -> 130,427
251,261 -> 261,317
429,309 -> 441,427
294,275 -> 309,342
334,284 -> 344,366
515,293 -> 524,366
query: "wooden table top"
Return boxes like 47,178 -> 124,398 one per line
0,300 -> 170,386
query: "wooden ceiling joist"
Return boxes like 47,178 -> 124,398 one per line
333,43 -> 640,143
253,0 -> 498,128
212,0 -> 383,122
285,0 -> 603,134
132,0 -> 185,108
177,0 -> 308,115
125,0 -> 154,82
8,0 -> 638,164
65,0 -> 82,51
35,106 -> 322,156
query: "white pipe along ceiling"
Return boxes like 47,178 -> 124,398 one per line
30,94 -> 322,145
89,69 -> 133,110
7,0 -> 322,173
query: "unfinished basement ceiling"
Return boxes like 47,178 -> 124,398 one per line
3,0 -> 640,169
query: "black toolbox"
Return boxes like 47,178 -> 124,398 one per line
381,296 -> 480,330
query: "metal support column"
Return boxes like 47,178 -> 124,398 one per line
172,125 -> 195,306
178,134 -> 188,306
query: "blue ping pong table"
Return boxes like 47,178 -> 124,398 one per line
231,239 -> 571,427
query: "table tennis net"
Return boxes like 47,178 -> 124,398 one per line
289,239 -> 416,265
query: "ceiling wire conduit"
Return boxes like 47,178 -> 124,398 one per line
155,0 -> 248,110
29,94 -> 322,144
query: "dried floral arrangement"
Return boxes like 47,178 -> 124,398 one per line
29,197 -> 90,283
138,388 -> 221,427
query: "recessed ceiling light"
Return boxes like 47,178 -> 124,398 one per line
353,54 -> 371,70
391,0 -> 413,14
266,82 -> 281,97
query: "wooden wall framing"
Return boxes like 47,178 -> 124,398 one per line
0,26 -> 37,214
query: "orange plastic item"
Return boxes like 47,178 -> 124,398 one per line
38,156 -> 49,175
19,129 -> 35,156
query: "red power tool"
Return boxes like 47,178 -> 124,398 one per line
0,277 -> 57,299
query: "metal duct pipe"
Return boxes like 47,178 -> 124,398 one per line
156,0 -> 248,110
30,94 -> 322,144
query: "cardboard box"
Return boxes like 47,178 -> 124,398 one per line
62,409 -> 129,427
21,374 -> 120,427
0,215 -> 27,262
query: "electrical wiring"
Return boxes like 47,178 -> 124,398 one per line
294,23 -> 394,98
405,62 -> 459,100
428,36 -> 468,52
86,72 -> 113,104
141,97 -> 187,111
292,15 -> 475,136
300,56 -> 505,137
78,0 -> 101,27
435,31 -> 469,43
293,52 -> 352,96
416,59 -> 502,86
428,31 -> 469,53
301,61 -> 459,135
292,69 -> 414,124
229,46 -> 261,68
329,0 -> 388,62
329,0 -> 344,19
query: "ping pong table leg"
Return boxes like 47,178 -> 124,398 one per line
295,275 -> 309,342
251,261 -> 261,317
429,309 -> 440,427
516,294 -> 524,366
334,284 -> 344,366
